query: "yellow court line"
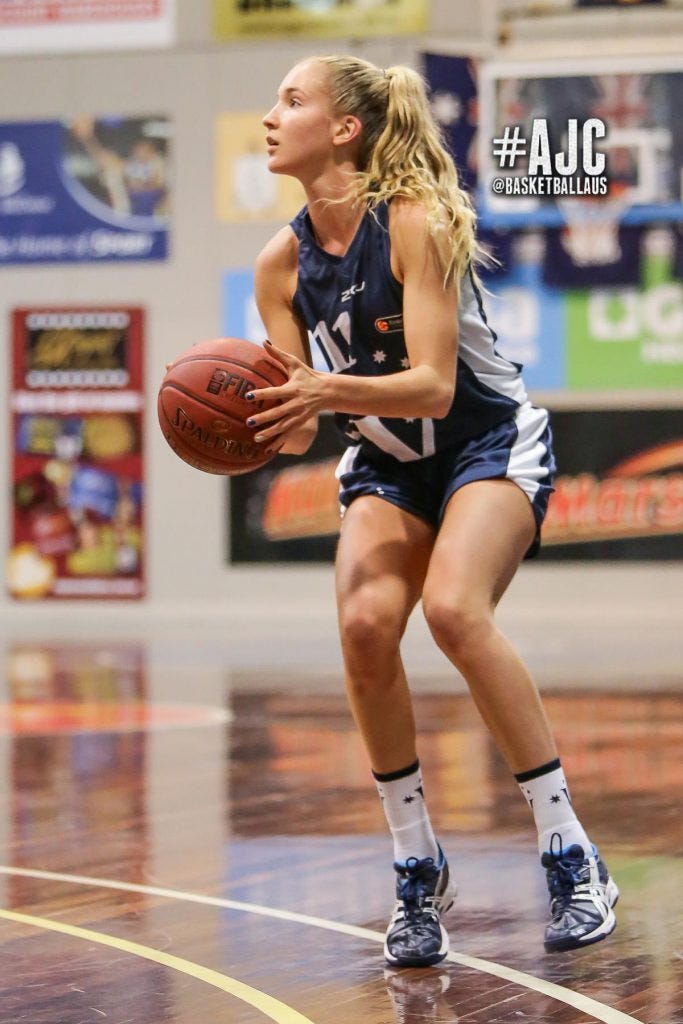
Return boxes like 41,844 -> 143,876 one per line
0,866 -> 642,1024
0,908 -> 315,1024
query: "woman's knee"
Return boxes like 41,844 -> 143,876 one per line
423,595 -> 493,660
339,594 -> 405,664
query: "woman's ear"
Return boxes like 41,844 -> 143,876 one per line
332,115 -> 362,148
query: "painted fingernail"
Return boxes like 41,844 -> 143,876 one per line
245,392 -> 254,401
246,418 -> 256,427
264,340 -> 273,347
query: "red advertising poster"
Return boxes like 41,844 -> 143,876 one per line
0,0 -> 174,52
8,307 -> 145,600
0,1 -> 162,24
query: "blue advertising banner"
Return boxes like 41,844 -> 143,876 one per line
0,116 -> 170,264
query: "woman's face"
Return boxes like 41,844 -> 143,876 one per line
262,61 -> 341,179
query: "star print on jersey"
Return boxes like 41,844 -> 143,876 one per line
373,350 -> 387,364
550,794 -> 562,803
400,357 -> 411,369
403,794 -> 415,804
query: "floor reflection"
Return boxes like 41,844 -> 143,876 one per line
0,641 -> 680,1023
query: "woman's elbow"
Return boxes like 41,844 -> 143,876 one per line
431,381 -> 455,419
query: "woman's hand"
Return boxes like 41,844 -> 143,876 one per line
245,341 -> 327,448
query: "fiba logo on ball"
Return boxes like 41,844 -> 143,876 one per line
158,337 -> 287,476
0,143 -> 26,198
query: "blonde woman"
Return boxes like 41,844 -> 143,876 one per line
247,55 -> 618,967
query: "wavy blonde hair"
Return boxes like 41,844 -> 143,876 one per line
312,54 -> 480,291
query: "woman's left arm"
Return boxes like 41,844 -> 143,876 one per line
247,202 -> 459,443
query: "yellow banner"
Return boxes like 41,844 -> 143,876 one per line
215,113 -> 304,223
213,0 -> 428,39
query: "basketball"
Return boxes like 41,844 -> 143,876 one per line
157,337 -> 288,475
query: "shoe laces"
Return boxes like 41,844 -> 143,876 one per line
543,843 -> 588,906
395,856 -> 440,923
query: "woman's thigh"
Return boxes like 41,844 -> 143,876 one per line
423,479 -> 537,614
335,495 -> 436,641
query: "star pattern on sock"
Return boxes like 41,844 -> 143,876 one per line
550,794 -> 562,803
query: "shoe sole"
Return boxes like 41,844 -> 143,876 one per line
544,877 -> 620,954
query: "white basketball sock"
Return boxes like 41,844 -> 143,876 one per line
373,760 -> 440,864
515,758 -> 592,857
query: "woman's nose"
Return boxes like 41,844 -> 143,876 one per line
262,107 -> 277,129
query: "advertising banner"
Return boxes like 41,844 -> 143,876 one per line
0,116 -> 170,265
540,408 -> 683,560
8,307 -> 146,600
566,239 -> 683,390
0,0 -> 175,53
229,413 -> 342,564
424,53 -> 683,392
213,0 -> 427,39
229,409 -> 683,563
215,113 -> 303,223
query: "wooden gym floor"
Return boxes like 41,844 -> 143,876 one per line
0,637 -> 681,1024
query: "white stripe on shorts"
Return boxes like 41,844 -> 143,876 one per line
505,402 -> 551,504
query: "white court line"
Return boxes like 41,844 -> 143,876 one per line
0,865 -> 642,1024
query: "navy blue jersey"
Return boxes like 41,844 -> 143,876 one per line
290,201 -> 526,463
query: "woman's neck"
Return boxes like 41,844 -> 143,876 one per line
302,165 -> 365,257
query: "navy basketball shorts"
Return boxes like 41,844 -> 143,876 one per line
336,403 -> 556,558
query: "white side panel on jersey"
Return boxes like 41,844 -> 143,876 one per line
458,275 -> 528,405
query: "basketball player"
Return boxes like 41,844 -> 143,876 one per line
247,55 -> 619,967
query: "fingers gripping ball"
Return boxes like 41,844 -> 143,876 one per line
158,338 -> 287,476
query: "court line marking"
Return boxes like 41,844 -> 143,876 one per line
0,907 -> 315,1024
0,865 -> 642,1024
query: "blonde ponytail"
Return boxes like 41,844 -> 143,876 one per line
314,55 -> 480,291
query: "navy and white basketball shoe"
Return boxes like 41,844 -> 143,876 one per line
542,843 -> 619,952
384,846 -> 456,968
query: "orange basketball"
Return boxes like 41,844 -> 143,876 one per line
158,338 -> 287,476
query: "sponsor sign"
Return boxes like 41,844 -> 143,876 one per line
0,0 -> 175,53
213,0 -> 426,39
229,413 -> 342,563
229,408 -> 683,562
0,116 -> 170,265
8,307 -> 146,600
215,113 -> 303,223
566,246 -> 683,389
541,408 -> 683,559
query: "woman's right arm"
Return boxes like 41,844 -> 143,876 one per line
254,228 -> 318,455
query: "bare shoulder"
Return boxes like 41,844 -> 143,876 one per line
255,225 -> 299,280
388,198 -> 431,238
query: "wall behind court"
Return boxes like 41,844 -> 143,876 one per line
0,0 -> 680,627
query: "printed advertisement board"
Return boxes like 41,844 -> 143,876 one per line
229,409 -> 683,563
215,113 -> 304,223
8,307 -> 146,600
213,0 -> 426,39
0,116 -> 170,264
424,53 -> 683,391
0,0 -> 175,53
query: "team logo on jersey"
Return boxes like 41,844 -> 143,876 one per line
375,314 -> 403,334
341,281 -> 365,302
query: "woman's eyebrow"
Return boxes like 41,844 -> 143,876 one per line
279,86 -> 307,99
